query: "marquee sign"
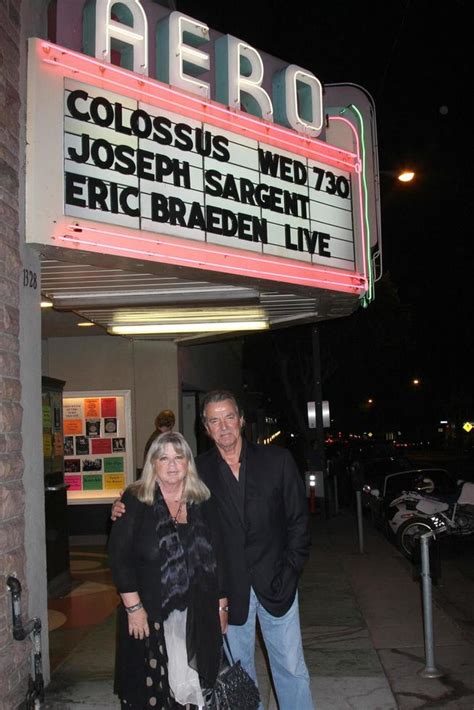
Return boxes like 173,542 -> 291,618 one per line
26,6 -> 374,298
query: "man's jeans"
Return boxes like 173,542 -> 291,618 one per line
226,589 -> 314,710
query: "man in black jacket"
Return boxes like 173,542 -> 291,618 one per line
112,390 -> 313,709
197,390 -> 313,709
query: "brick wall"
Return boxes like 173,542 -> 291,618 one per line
0,1 -> 30,708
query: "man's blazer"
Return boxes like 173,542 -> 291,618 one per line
196,441 -> 310,625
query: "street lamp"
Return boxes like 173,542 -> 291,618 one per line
398,170 -> 415,183
380,169 -> 416,183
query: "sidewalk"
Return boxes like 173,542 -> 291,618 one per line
303,511 -> 474,709
44,511 -> 474,709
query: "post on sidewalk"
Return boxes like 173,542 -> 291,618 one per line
309,473 -> 316,514
355,490 -> 364,554
311,327 -> 326,481
305,471 -> 325,517
333,467 -> 339,515
418,531 -> 443,679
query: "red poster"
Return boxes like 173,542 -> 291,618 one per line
101,397 -> 117,417
65,474 -> 82,491
91,438 -> 113,455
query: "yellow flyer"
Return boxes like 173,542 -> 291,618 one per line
104,473 -> 125,490
43,433 -> 52,457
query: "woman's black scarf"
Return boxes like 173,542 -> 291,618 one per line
153,485 -> 222,686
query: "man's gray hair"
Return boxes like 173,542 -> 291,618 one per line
201,390 -> 244,424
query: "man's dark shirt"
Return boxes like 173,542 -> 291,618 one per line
217,438 -> 247,518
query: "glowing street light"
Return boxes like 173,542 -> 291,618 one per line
398,170 -> 415,183
380,169 -> 416,183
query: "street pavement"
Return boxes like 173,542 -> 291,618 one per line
299,509 -> 474,710
44,508 -> 474,709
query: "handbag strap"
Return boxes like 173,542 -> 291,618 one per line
222,633 -> 235,665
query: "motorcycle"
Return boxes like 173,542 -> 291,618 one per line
388,480 -> 474,559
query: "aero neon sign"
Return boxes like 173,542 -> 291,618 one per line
84,1 -> 324,137
27,0 -> 379,301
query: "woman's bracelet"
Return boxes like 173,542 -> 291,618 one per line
219,605 -> 229,613
125,601 -> 144,614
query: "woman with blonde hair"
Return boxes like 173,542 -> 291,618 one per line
109,432 -> 228,709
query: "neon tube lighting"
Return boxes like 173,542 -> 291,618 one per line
63,223 -> 365,283
336,105 -> 375,303
348,105 -> 373,302
330,115 -> 367,285
57,231 -> 366,294
39,41 -> 357,172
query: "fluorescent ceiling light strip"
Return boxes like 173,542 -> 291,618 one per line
57,233 -> 365,293
110,313 -> 266,324
52,287 -> 253,299
110,307 -> 265,316
109,321 -> 268,334
40,42 -> 357,171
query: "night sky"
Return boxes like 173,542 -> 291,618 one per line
175,1 -> 470,434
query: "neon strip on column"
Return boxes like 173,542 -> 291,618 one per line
330,113 -> 370,299
347,104 -> 375,304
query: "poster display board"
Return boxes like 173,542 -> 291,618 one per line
63,390 -> 133,504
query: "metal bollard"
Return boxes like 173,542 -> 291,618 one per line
308,473 -> 317,514
418,532 -> 443,678
333,472 -> 339,515
355,490 -> 364,554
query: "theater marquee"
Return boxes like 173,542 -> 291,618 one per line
26,10 -> 375,298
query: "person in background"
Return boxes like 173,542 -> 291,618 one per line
143,409 -> 176,462
113,391 -> 313,710
109,431 -> 228,709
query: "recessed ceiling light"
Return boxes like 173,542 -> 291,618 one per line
40,300 -> 53,308
77,321 -> 95,327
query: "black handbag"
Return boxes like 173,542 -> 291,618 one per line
204,635 -> 261,710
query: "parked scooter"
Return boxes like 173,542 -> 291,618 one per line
388,481 -> 474,559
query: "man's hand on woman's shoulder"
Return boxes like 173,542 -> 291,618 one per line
111,491 -> 126,521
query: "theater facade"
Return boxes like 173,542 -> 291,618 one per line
0,0 -> 380,705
